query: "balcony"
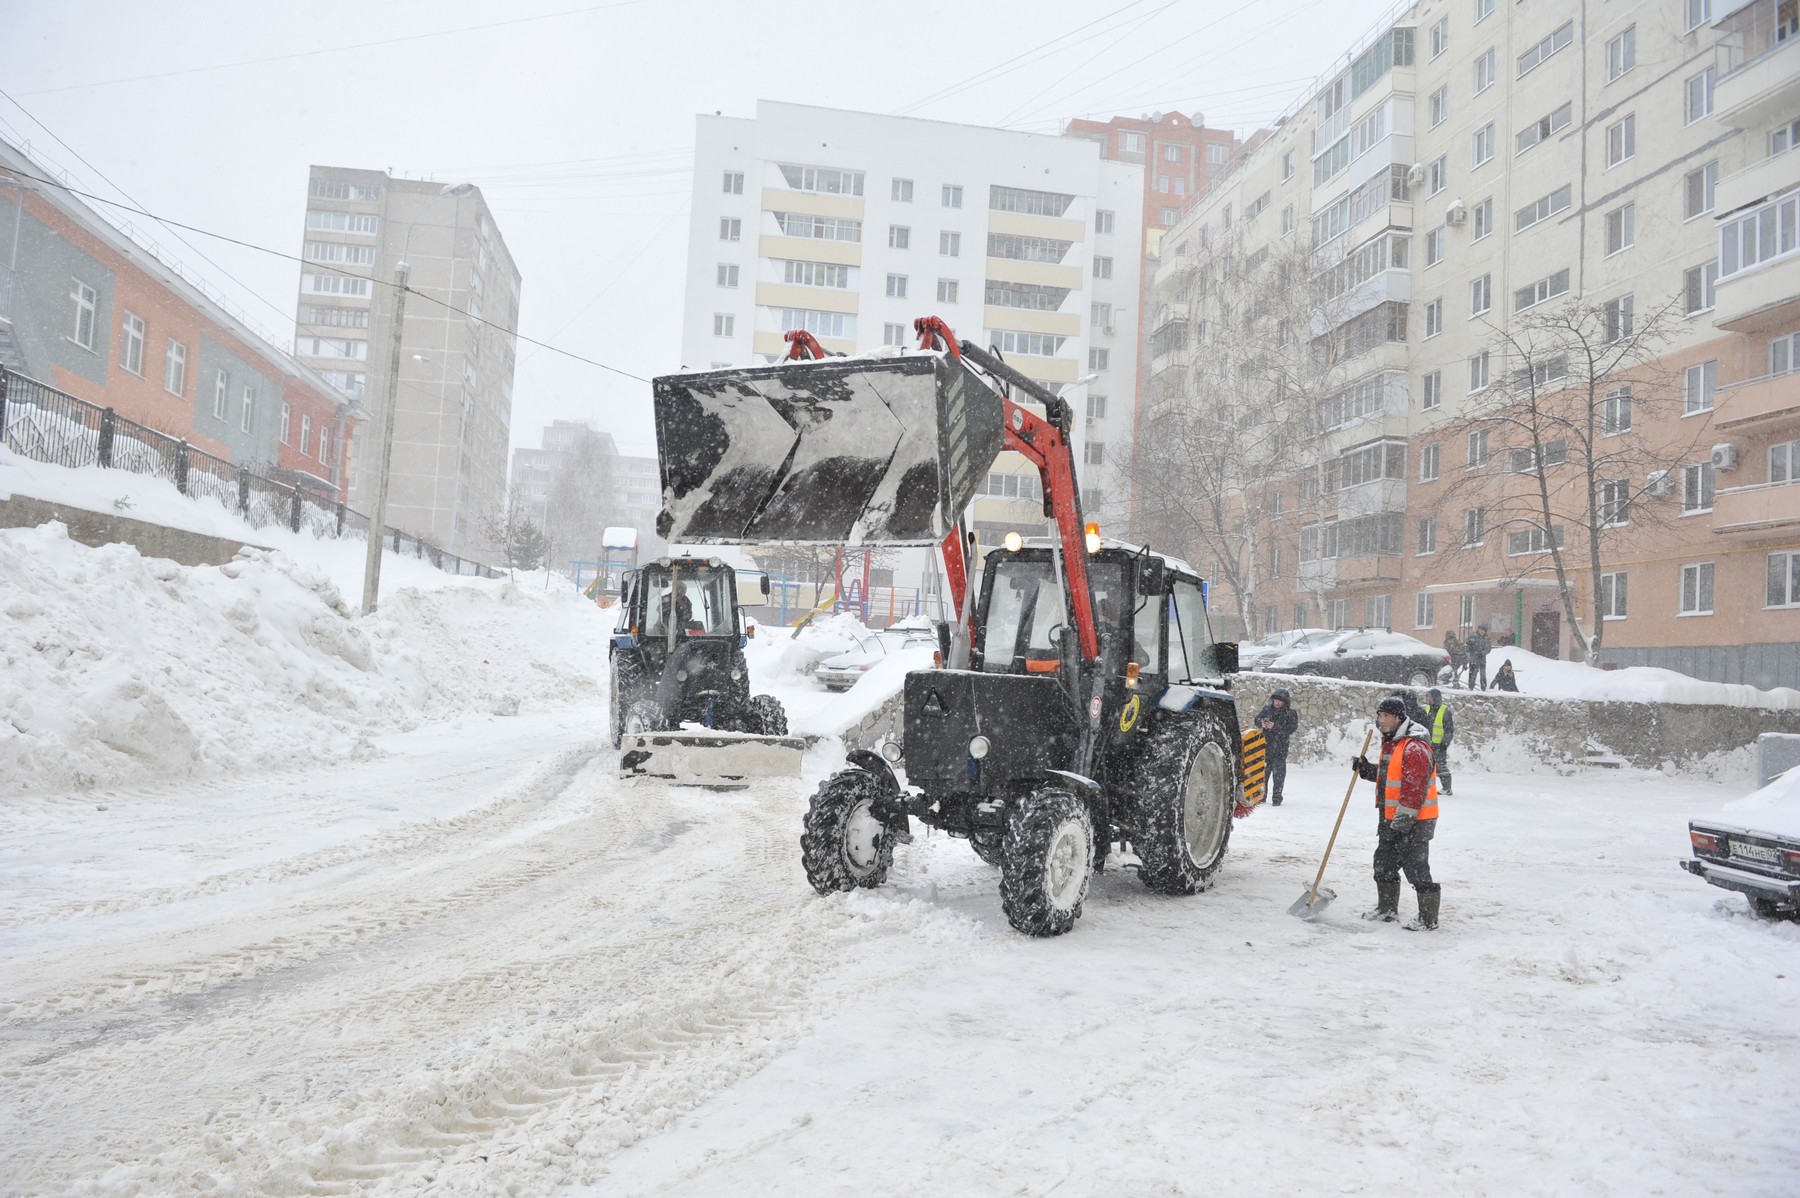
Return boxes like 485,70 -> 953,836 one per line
1714,26 -> 1800,131
1716,370 -> 1800,430
1333,553 -> 1405,584
1711,481 -> 1800,537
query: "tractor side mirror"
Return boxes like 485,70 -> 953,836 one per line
1215,642 -> 1239,675
759,574 -> 771,597
1138,556 -> 1166,594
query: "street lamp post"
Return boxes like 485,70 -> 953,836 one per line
360,183 -> 473,615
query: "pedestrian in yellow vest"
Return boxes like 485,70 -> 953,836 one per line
1424,687 -> 1455,796
1351,695 -> 1442,930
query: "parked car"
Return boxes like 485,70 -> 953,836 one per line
1239,627 -> 1336,671
814,618 -> 938,691
1265,628 -> 1450,687
1680,769 -> 1800,920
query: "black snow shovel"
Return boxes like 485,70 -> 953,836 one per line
1288,728 -> 1374,920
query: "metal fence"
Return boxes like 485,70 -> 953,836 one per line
0,366 -> 501,578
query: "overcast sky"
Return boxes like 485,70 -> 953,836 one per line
2,0 -> 1396,458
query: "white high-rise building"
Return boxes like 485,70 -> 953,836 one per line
681,101 -> 1145,543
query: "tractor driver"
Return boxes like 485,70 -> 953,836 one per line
656,590 -> 707,636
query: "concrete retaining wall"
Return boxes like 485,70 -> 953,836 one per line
0,497 -> 265,567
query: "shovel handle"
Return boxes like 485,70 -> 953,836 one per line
1307,727 -> 1373,903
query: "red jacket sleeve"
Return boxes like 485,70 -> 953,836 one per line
1396,738 -> 1437,813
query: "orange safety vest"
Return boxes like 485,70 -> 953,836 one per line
1382,737 -> 1440,821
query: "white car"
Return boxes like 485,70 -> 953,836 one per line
1238,627 -> 1335,671
814,618 -> 938,691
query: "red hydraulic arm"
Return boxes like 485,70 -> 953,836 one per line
782,329 -> 829,360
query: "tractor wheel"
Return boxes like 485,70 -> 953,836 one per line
801,769 -> 894,894
609,655 -> 647,749
999,789 -> 1093,937
1135,715 -> 1236,896
970,829 -> 1004,867
749,694 -> 789,737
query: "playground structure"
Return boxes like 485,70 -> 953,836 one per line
574,527 -> 641,606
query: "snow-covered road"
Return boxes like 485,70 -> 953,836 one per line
5,698 -> 1797,1196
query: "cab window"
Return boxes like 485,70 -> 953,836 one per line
1169,579 -> 1218,680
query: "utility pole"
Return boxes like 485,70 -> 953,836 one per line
361,260 -> 410,615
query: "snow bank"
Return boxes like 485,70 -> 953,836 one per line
1715,763 -> 1800,837
1476,644 -> 1799,710
0,522 -> 610,797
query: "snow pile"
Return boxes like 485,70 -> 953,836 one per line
1715,764 -> 1800,837
1473,645 -> 1800,710
0,522 -> 610,797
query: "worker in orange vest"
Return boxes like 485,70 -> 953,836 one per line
1350,695 -> 1442,930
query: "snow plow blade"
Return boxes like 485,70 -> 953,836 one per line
620,729 -> 806,788
652,353 -> 1004,546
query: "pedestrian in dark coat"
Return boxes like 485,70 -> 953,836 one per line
1423,687 -> 1455,795
1443,630 -> 1465,687
1254,688 -> 1299,806
1352,695 -> 1442,930
1389,688 -> 1430,728
1464,624 -> 1493,690
1494,660 -> 1520,692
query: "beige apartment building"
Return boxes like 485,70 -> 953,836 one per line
293,168 -> 520,557
1145,0 -> 1799,686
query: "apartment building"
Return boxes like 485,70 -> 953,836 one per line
681,100 -> 1145,550
0,138 -> 350,495
1147,0 -> 1799,686
294,168 -> 520,556
510,419 -> 661,554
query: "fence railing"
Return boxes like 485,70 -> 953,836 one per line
0,366 -> 500,579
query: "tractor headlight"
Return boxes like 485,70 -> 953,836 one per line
880,739 -> 903,763
675,668 -> 689,682
730,668 -> 743,680
968,735 -> 991,759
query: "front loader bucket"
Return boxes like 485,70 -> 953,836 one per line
652,353 -> 1003,546
620,729 -> 806,788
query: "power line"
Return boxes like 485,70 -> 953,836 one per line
2,164 -> 652,385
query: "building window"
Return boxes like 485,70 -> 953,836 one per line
1604,294 -> 1635,343
1602,386 -> 1632,435
1463,507 -> 1486,545
318,426 -> 330,465
1686,67 -> 1716,123
1467,429 -> 1489,469
1092,302 -> 1113,327
1600,571 -> 1628,618
1514,268 -> 1571,312
889,225 -> 910,249
1416,591 -> 1436,628
1608,26 -> 1636,80
1281,205 -> 1294,235
885,273 -> 908,298
1429,86 -> 1449,128
240,385 -> 255,434
937,278 -> 959,303
299,413 -> 312,455
1087,394 -> 1108,420
310,178 -> 378,201
1685,161 -> 1718,218
1430,17 -> 1449,57
1090,348 -> 1110,371
1775,118 -> 1800,154
1209,144 -> 1229,165
1606,115 -> 1636,167
1422,370 -> 1442,410
211,370 -> 228,419
716,263 -> 739,287
1604,203 -> 1635,255
1718,191 -> 1800,280
1682,461 -> 1716,512
940,231 -> 961,257
1468,350 -> 1490,392
1684,360 -> 1717,414
1471,123 -> 1495,167
1516,103 -> 1572,154
1769,551 -> 1800,607
892,178 -> 913,202
713,313 -> 735,337
1684,262 -> 1718,314
1475,0 -> 1494,17
304,211 -> 378,235
1121,131 -> 1145,153
1475,48 -> 1496,92
1084,442 -> 1105,466
1600,478 -> 1631,527
1161,208 -> 1179,226
119,311 -> 146,375
883,322 -> 908,347
1164,144 -> 1182,163
163,339 -> 187,395
778,165 -> 865,196
942,184 -> 963,208
1686,0 -> 1712,33
1090,255 -> 1114,280
1282,150 -> 1295,180
1095,209 -> 1114,234
1772,333 -> 1800,376
1471,273 -> 1492,316
1424,297 -> 1444,339
1516,184 -> 1573,232
723,171 -> 743,194
1426,155 -> 1448,197
719,217 -> 741,241
1418,516 -> 1438,553
1680,562 -> 1715,615
1426,226 -> 1446,267
279,402 -> 292,445
1367,595 -> 1392,628
1517,21 -> 1572,76
68,277 -> 98,349
1471,198 -> 1493,241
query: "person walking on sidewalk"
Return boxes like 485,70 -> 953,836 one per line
1351,695 -> 1442,930
1443,629 -> 1465,688
1424,687 -> 1455,795
1254,688 -> 1300,806
1464,624 -> 1493,691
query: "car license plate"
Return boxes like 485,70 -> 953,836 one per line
1731,841 -> 1779,863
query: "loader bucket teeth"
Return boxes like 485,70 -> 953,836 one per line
652,354 -> 1002,546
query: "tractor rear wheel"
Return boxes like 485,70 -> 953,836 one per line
609,655 -> 647,749
1135,716 -> 1235,895
749,694 -> 788,737
999,789 -> 1093,937
969,829 -> 1004,867
801,769 -> 894,894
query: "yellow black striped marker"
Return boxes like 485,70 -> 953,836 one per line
1241,727 -> 1269,807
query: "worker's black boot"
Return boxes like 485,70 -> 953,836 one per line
1404,884 -> 1441,931
1361,879 -> 1400,922
1439,770 -> 1453,796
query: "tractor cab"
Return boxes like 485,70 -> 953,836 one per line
630,557 -> 740,642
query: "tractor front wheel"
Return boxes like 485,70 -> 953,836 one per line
749,694 -> 789,737
801,770 -> 895,894
610,655 -> 648,749
1135,717 -> 1236,896
999,789 -> 1093,937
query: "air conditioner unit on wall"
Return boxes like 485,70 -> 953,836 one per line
1102,325 -> 1115,335
1445,200 -> 1467,226
1646,469 -> 1672,496
1406,163 -> 1426,186
1711,442 -> 1740,470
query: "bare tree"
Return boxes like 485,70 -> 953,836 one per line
483,482 -> 550,576
1433,294 -> 1705,663
542,429 -> 617,571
